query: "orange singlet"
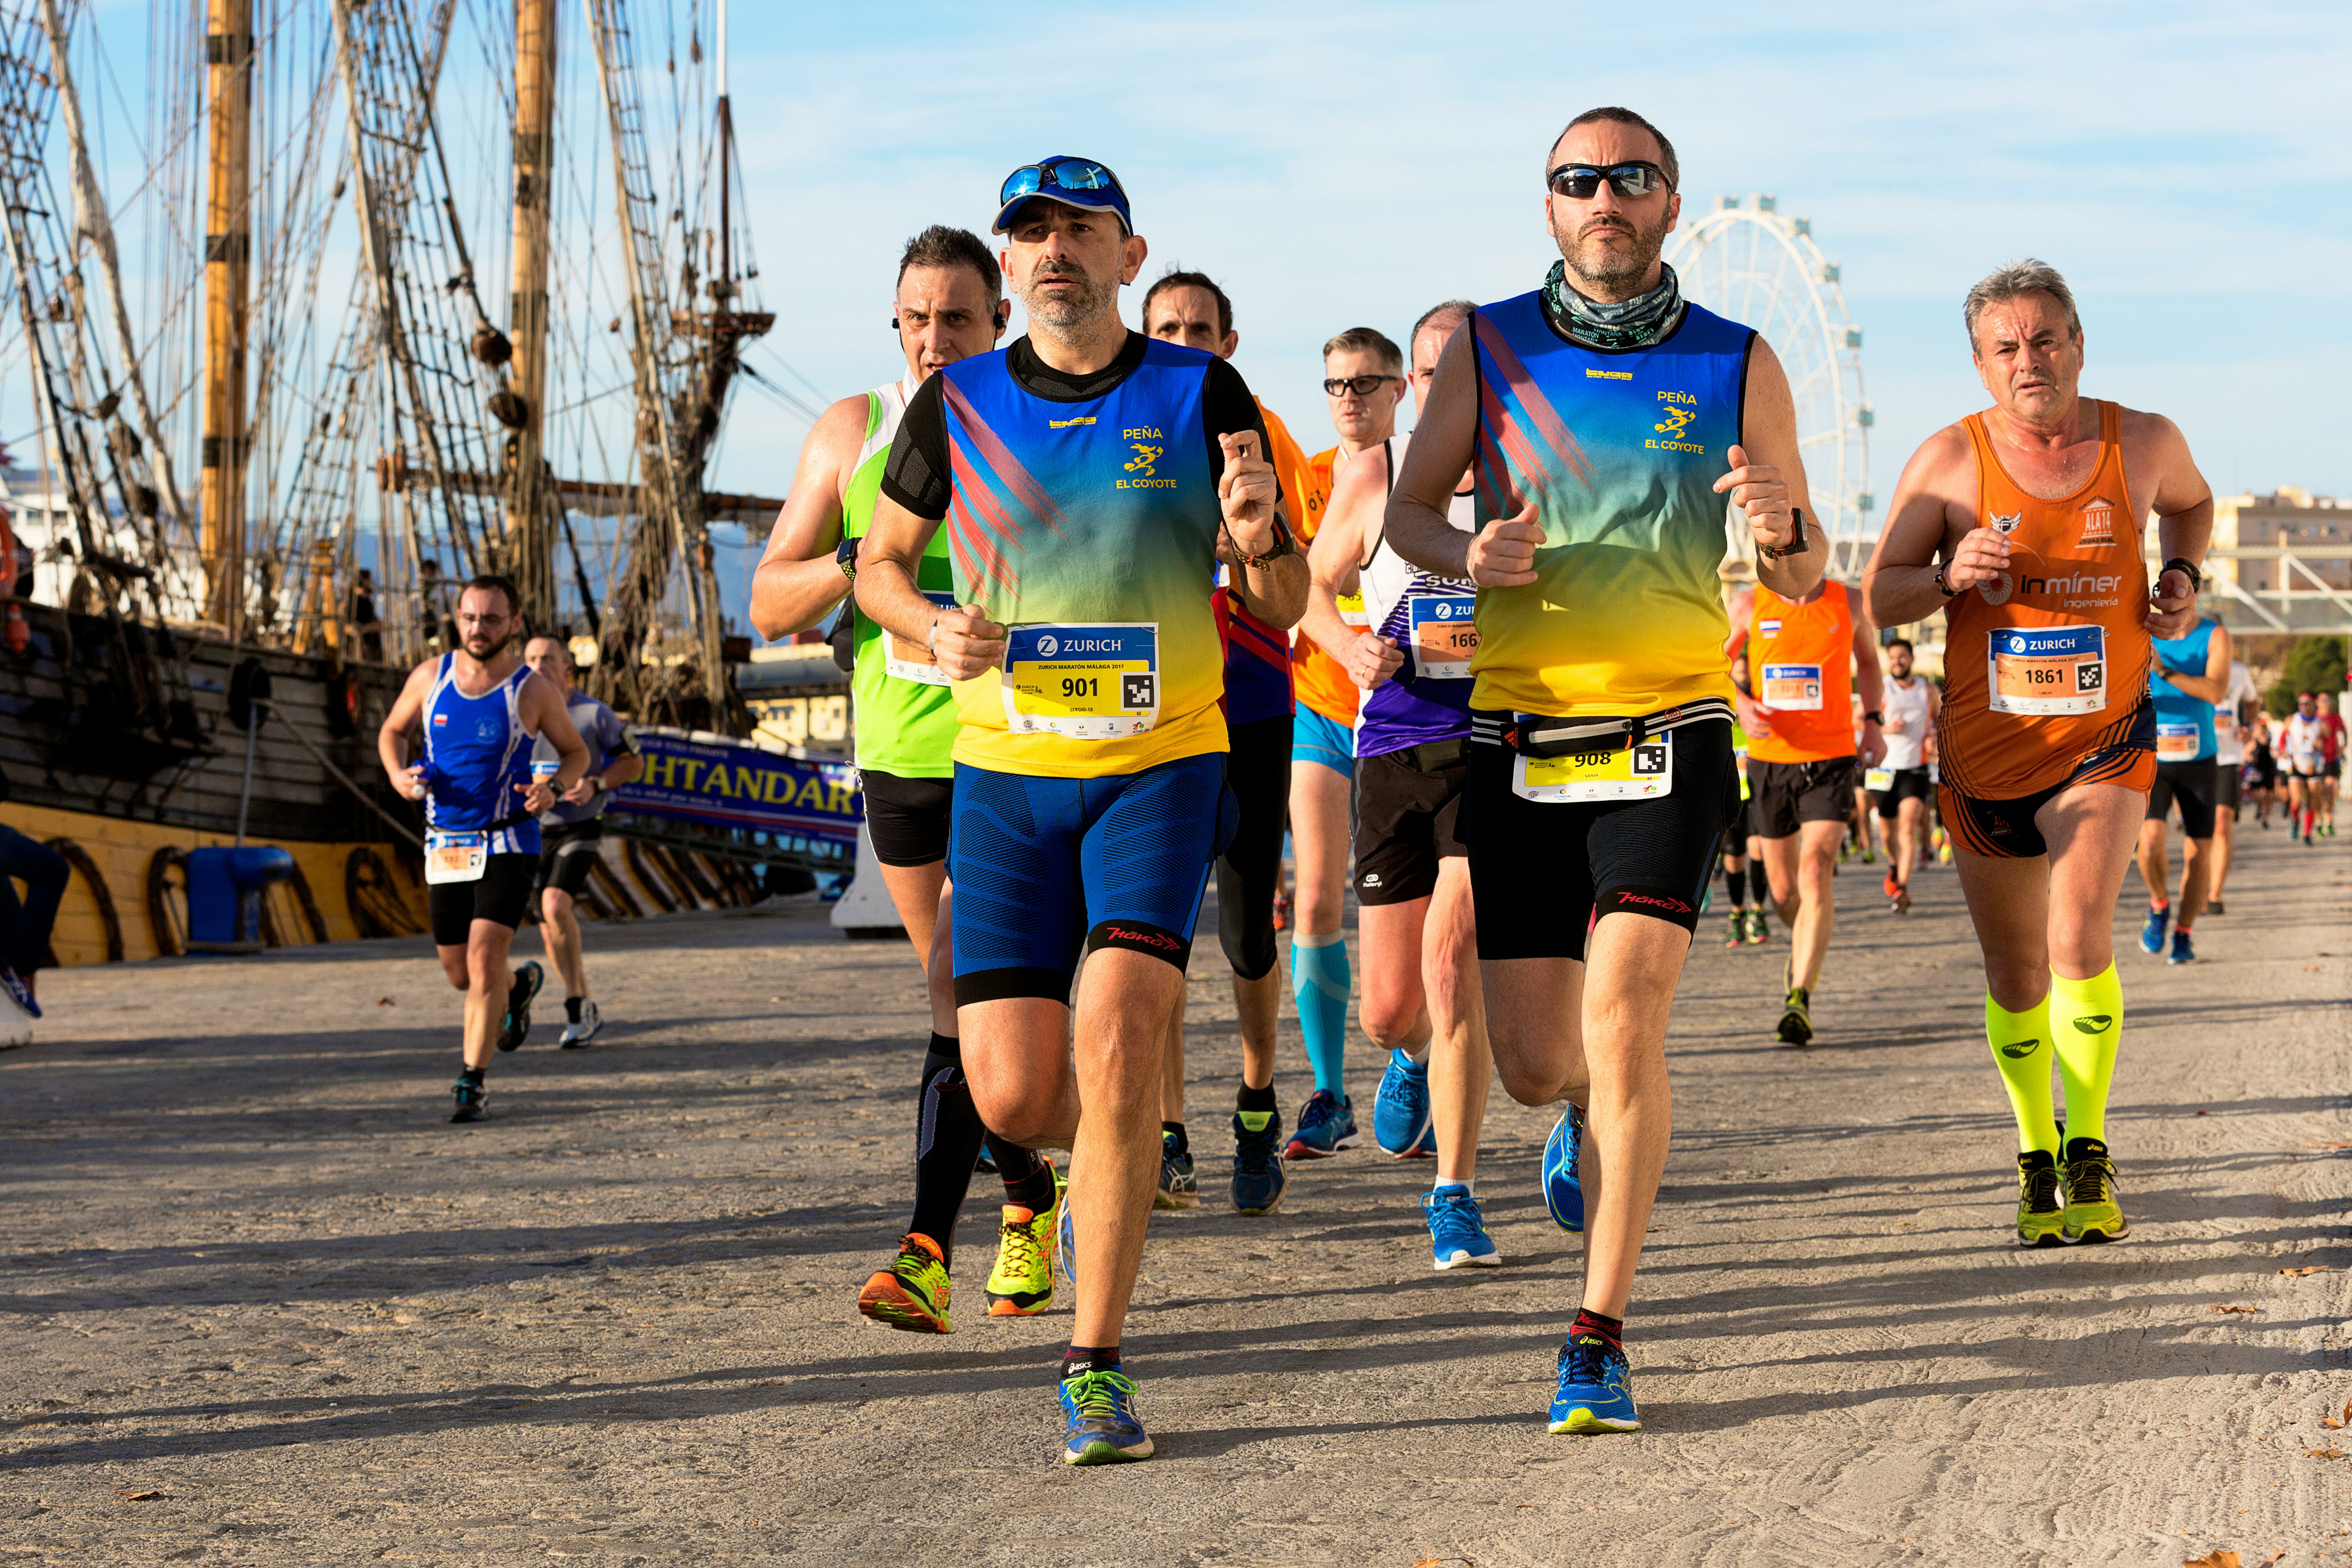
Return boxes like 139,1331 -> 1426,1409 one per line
1938,399 -> 2154,802
1747,579 -> 1857,763
1290,445 -> 1361,727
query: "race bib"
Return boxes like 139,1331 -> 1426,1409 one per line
425,830 -> 488,885
1864,767 -> 1895,793
1512,733 -> 1674,803
1337,590 -> 1370,628
885,591 -> 961,687
1987,624 -> 2107,716
1408,593 -> 1479,680
2156,722 -> 2201,761
1002,623 -> 1159,738
1760,663 -> 1824,711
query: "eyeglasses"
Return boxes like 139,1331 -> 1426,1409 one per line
1546,161 -> 1672,200
999,158 -> 1126,210
1323,374 -> 1401,397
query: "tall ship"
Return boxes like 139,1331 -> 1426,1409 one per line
0,0 -> 847,967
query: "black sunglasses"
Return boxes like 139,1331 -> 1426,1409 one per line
1323,374 -> 1401,397
1546,161 -> 1672,200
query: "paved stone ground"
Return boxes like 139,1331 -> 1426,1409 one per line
2,828 -> 2348,1566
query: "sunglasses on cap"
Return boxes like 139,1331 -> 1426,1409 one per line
1323,374 -> 1401,397
1000,158 -> 1126,211
1546,160 -> 1672,200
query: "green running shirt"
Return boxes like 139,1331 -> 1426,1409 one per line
844,378 -> 958,778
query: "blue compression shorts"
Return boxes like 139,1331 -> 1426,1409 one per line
1292,706 -> 1355,779
949,752 -> 1237,1007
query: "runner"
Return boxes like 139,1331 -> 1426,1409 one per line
2280,691 -> 2323,842
750,225 -> 1062,1335
1862,257 -> 2213,1248
1386,107 -> 1818,1433
1870,638 -> 1940,912
855,155 -> 1291,1465
1137,269 -> 1315,1206
1301,298 -> 1499,1266
2317,691 -> 2344,837
1718,655 -> 1761,948
1286,326 -> 1409,1171
376,575 -> 588,1121
2203,654 -> 2258,913
2248,708 -> 2278,830
2136,614 -> 2231,963
521,637 -> 642,1046
1727,575 -> 1884,1043
0,768 -> 66,1021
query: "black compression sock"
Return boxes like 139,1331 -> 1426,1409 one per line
1061,1345 -> 1121,1380
1747,860 -> 1769,905
1721,860 -> 1747,907
564,997 -> 584,1024
1237,1084 -> 1276,1114
1161,1120 -> 1188,1157
906,1033 -> 986,1266
460,1066 -> 484,1085
1570,1307 -> 1624,1351
991,1137 -> 1055,1213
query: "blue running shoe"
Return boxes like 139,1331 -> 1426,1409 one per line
1548,1331 -> 1640,1434
1543,1104 -> 1587,1233
1285,1088 -> 1360,1160
2169,928 -> 2195,965
2138,904 -> 2169,956
1231,1107 -> 1288,1214
1423,1186 -> 1501,1270
1373,1049 -> 1434,1158
0,968 -> 41,1019
1059,1368 -> 1154,1465
1056,1175 -> 1078,1288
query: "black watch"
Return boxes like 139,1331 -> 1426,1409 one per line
1863,711 -> 1884,725
835,537 -> 859,581
2160,556 -> 2203,592
1756,506 -> 1807,561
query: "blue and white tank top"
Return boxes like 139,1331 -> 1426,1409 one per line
422,655 -> 541,854
2149,617 -> 2219,764
1357,431 -> 1477,758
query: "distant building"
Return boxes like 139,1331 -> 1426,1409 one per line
2212,487 -> 2352,592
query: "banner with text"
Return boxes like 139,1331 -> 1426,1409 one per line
610,732 -> 861,846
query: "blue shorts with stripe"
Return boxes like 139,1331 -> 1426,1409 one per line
949,753 -> 1238,1007
1291,706 -> 1355,779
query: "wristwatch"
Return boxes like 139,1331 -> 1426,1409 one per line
2160,556 -> 2203,591
1863,711 -> 1884,725
1757,506 -> 1808,560
835,537 -> 859,581
1932,564 -> 1958,598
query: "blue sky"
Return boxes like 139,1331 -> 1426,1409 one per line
715,0 -> 2352,520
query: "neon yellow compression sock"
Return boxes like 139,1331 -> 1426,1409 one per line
1985,990 -> 2059,1155
2048,963 -> 2122,1146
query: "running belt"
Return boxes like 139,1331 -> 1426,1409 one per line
1471,695 -> 1737,751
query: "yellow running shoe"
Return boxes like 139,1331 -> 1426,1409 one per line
985,1195 -> 1057,1316
858,1233 -> 952,1333
2061,1137 -> 2129,1243
2015,1151 -> 2065,1248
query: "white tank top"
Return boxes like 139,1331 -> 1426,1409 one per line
1880,674 -> 1933,771
1358,432 -> 1477,632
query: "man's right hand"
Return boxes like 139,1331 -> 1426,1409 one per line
398,763 -> 430,801
1466,501 -> 1543,587
1734,691 -> 1777,741
1942,525 -> 2012,593
930,604 -> 1007,681
1346,632 -> 1406,691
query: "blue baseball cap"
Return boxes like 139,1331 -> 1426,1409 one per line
991,156 -> 1133,236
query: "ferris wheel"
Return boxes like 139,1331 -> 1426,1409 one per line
1665,195 -> 1873,578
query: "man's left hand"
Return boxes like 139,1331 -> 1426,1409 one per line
2147,567 -> 2199,639
561,777 -> 600,807
1857,722 -> 1886,769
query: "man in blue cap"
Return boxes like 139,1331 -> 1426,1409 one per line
857,155 -> 1294,1465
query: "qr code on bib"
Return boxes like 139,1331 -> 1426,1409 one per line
2078,664 -> 2103,693
1123,673 -> 1156,708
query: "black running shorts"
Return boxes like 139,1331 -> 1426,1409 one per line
1746,755 -> 1858,839
1353,744 -> 1467,907
2148,757 -> 2219,840
1870,766 -> 1934,818
2216,765 -> 2244,810
535,820 -> 604,899
1216,715 -> 1291,981
430,853 -> 538,945
860,769 -> 954,868
1462,718 -> 1735,961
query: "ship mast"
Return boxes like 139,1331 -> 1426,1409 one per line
200,0 -> 253,639
503,0 -> 558,625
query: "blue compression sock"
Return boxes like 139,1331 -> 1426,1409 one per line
1291,931 -> 1350,1096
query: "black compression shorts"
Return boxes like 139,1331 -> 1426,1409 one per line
1746,755 -> 1858,839
1870,766 -> 1934,817
535,820 -> 605,899
2216,765 -> 2244,810
1462,717 -> 1735,961
431,853 -> 538,945
860,769 -> 954,868
1353,743 -> 1467,907
2148,758 -> 2219,840
1216,715 -> 1290,981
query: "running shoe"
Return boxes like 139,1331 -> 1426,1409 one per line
448,1076 -> 488,1123
1373,1049 -> 1435,1157
1548,1331 -> 1639,1434
496,960 -> 544,1052
2015,1150 -> 2065,1248
985,1196 -> 1057,1317
1543,1103 -> 1586,1233
2138,904 -> 2170,956
557,998 -> 602,1049
1286,1088 -> 1361,1160
1272,891 -> 1291,932
2061,1137 -> 2128,1243
0,968 -> 40,1019
859,1234 -> 953,1333
1890,884 -> 1912,914
2168,929 -> 2196,965
1056,1175 -> 1078,1288
1723,911 -> 1745,949
1776,987 -> 1813,1048
1859,845 -> 1876,865
1231,1106 -> 1287,1215
1155,1132 -> 1199,1210
1882,871 -> 1901,899
1423,1186 -> 1502,1269
1743,907 -> 1769,946
1059,1368 -> 1154,1465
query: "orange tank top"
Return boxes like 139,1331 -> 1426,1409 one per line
1291,445 -> 1362,726
1938,400 -> 2151,800
1747,579 -> 1856,763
